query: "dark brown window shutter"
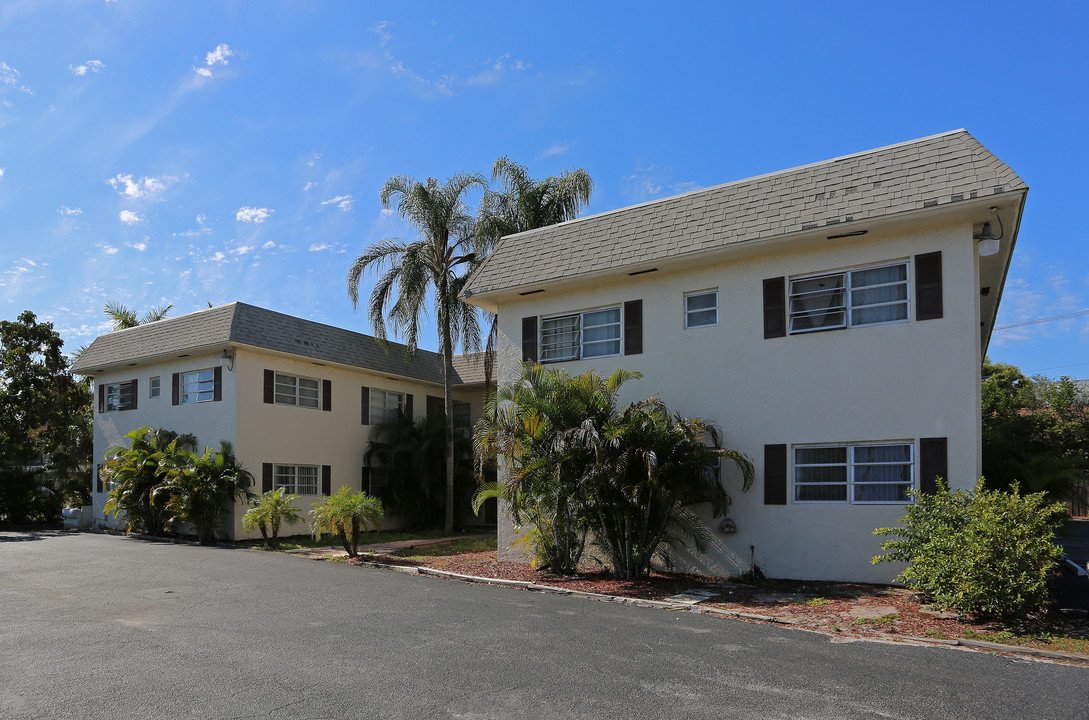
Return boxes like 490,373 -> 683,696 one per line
624,300 -> 643,355
322,379 -> 332,412
263,369 -> 274,404
404,394 -> 413,420
172,373 -> 180,406
763,277 -> 786,339
764,444 -> 787,505
915,251 -> 943,320
97,384 -> 105,413
96,464 -> 104,493
521,316 -> 538,363
427,395 -> 443,420
129,379 -> 138,410
362,466 -> 370,493
919,437 -> 948,494
213,366 -> 223,402
262,463 -> 273,493
321,465 -> 331,496
360,386 -> 370,425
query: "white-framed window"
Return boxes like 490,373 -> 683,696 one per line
540,306 -> 622,362
789,261 -> 909,334
794,442 -> 913,504
274,464 -> 319,495
275,373 -> 320,409
149,376 -> 161,398
181,368 -> 215,404
370,389 -> 405,425
685,290 -> 718,328
104,381 -> 135,411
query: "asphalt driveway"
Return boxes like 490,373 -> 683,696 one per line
1,531 -> 1086,720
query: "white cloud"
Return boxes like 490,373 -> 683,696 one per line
119,210 -> 143,225
196,214 -> 206,225
125,240 -> 148,251
309,243 -> 333,252
106,173 -> 174,200
0,167 -> 5,177
541,144 -> 570,157
390,60 -> 453,96
0,62 -> 32,95
380,208 -> 394,217
97,243 -> 119,254
465,53 -> 530,87
261,240 -> 276,249
236,206 -> 273,223
209,251 -> 226,263
69,59 -> 104,77
58,206 -> 82,215
321,194 -> 353,212
194,43 -> 234,78
233,245 -> 254,255
303,181 -> 316,191
373,21 -> 393,47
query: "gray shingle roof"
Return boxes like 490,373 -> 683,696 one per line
72,302 -> 480,386
465,130 -> 1027,296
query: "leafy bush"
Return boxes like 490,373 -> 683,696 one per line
103,427 -> 197,535
243,489 -> 303,548
309,487 -> 384,558
873,479 -> 1065,618
159,441 -> 253,545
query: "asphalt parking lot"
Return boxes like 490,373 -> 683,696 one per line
2,531 -> 1087,719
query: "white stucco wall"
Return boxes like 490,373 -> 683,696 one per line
491,215 -> 983,583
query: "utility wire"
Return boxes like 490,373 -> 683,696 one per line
993,307 -> 1089,331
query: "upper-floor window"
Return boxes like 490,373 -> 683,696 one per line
370,389 -> 404,425
275,373 -> 320,409
181,368 -> 216,404
104,381 -> 135,412
685,290 -> 718,328
540,306 -> 621,362
794,442 -> 913,504
789,262 -> 909,334
149,376 -> 161,398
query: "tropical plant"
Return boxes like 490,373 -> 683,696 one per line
363,410 -> 473,529
874,479 -> 1065,618
242,489 -> 304,548
309,487 -> 384,558
473,364 -> 640,574
102,300 -> 174,330
347,172 -> 485,534
102,426 -> 196,535
475,157 -> 593,384
159,441 -> 254,545
585,398 -> 754,580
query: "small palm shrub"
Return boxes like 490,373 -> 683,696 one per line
243,489 -> 303,548
873,479 -> 1065,618
158,440 -> 254,545
309,487 -> 384,558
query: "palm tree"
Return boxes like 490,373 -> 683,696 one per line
475,157 -> 593,384
160,440 -> 254,545
103,301 -> 173,330
102,426 -> 197,535
309,487 -> 384,558
242,489 -> 304,548
347,173 -> 485,534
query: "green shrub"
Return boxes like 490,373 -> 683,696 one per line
873,479 -> 1064,618
243,489 -> 303,548
309,488 -> 384,558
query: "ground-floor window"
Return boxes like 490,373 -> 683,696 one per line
794,443 -> 913,503
274,464 -> 320,495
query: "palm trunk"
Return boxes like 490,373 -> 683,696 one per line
443,338 -> 456,535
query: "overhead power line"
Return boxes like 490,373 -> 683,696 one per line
994,308 -> 1089,331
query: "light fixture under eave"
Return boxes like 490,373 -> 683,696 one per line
974,207 -> 1004,257
220,349 -> 235,371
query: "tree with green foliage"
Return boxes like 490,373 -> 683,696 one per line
102,427 -> 197,535
347,173 -> 485,534
981,358 -> 1087,504
874,479 -> 1064,618
0,311 -> 91,524
159,440 -> 253,545
243,489 -> 304,548
102,300 -> 174,330
586,398 -> 754,580
309,487 -> 384,558
474,364 -> 641,574
364,410 -> 473,529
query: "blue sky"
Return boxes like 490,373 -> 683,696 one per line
1,1 -> 1086,378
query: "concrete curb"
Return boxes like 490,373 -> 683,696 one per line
901,635 -> 1089,662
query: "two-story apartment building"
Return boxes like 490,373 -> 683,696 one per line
462,130 -> 1026,582
72,302 -> 488,540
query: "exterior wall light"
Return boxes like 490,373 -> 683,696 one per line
220,349 -> 235,371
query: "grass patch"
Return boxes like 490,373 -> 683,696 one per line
792,597 -> 831,607
387,536 -> 497,561
853,613 -> 899,626
962,626 -> 1089,655
251,529 -> 452,551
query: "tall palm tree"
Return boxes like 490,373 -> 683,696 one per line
476,158 -> 593,384
103,301 -> 173,330
347,173 -> 485,533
